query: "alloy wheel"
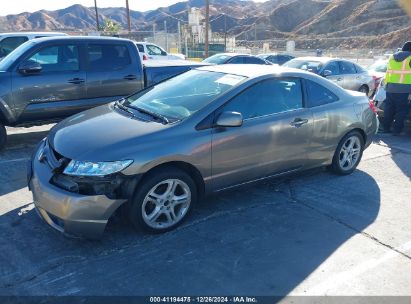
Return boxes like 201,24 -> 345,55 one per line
141,179 -> 191,229
338,136 -> 361,171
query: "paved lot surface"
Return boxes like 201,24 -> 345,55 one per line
0,125 -> 410,296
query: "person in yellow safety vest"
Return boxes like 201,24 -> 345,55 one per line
382,41 -> 411,135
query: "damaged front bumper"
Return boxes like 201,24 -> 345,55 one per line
28,140 -> 127,239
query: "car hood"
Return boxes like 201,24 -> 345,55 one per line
48,104 -> 171,161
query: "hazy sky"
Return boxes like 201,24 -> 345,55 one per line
1,0 -> 268,15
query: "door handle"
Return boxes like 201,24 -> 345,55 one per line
68,78 -> 85,84
123,74 -> 137,80
337,77 -> 343,81
290,118 -> 308,128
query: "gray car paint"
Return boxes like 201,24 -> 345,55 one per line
29,64 -> 378,238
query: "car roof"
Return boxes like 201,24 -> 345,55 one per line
291,56 -> 336,63
28,36 -> 132,43
135,42 -> 157,45
144,60 -> 210,67
197,64 -> 310,78
212,53 -> 255,57
0,32 -> 67,36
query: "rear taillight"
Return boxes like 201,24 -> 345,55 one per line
143,54 -> 149,60
372,75 -> 382,89
369,100 -> 378,114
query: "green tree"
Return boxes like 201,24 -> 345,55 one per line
101,19 -> 121,35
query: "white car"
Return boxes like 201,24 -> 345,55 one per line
0,32 -> 67,58
135,42 -> 185,61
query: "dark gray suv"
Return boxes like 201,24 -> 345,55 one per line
0,36 -> 206,150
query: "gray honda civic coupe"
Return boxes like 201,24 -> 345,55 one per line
28,64 -> 378,239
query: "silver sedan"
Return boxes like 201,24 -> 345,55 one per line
29,64 -> 378,238
284,57 -> 376,96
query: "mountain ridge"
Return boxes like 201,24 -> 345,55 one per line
0,0 -> 409,49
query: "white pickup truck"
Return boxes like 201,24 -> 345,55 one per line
135,42 -> 185,61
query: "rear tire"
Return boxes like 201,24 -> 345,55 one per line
331,131 -> 364,175
128,167 -> 197,233
359,85 -> 369,95
0,123 -> 6,151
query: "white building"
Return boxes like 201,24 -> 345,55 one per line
187,8 -> 211,44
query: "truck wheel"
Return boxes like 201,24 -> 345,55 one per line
128,167 -> 197,233
0,123 -> 6,151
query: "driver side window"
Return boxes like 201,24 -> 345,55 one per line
147,45 -> 165,56
27,44 -> 79,72
223,78 -> 303,119
323,62 -> 340,76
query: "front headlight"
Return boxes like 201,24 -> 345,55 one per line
63,159 -> 133,177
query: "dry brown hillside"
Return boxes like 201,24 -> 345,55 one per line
0,0 -> 409,49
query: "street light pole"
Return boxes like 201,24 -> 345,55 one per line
126,0 -> 131,35
164,20 -> 168,52
94,0 -> 100,31
205,0 -> 210,58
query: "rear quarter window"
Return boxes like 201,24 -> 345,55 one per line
305,79 -> 339,107
88,44 -> 131,71
136,44 -> 144,53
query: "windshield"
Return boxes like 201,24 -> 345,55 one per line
368,61 -> 387,73
284,59 -> 323,73
124,69 -> 246,121
0,41 -> 36,71
203,54 -> 231,64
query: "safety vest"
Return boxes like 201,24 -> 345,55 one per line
386,55 -> 411,85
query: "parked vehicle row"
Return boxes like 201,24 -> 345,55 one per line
283,57 -> 375,96
257,53 -> 295,65
0,33 -> 379,239
203,53 -> 272,65
202,53 -> 380,97
28,64 -> 378,238
0,36 -> 207,150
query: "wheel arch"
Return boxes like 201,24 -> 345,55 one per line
132,161 -> 206,199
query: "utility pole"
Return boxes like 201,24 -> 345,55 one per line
224,14 -> 227,51
177,21 -> 182,53
153,23 -> 156,42
164,20 -> 168,52
254,23 -> 257,41
126,0 -> 131,35
185,35 -> 188,57
205,0 -> 210,58
94,0 -> 100,31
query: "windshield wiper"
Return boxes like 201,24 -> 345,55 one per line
128,105 -> 169,124
115,99 -> 135,116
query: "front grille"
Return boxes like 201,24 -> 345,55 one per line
44,140 -> 71,173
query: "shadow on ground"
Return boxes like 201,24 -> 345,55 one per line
0,130 -> 49,196
373,133 -> 411,180
0,168 -> 380,296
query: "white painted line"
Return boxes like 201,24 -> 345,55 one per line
302,240 -> 411,295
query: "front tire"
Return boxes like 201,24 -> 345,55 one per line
128,167 -> 197,233
331,131 -> 364,175
0,123 -> 6,151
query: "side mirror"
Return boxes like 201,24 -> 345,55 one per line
322,70 -> 332,77
215,111 -> 243,128
18,61 -> 42,75
161,50 -> 167,56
